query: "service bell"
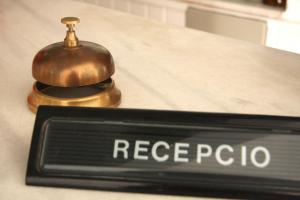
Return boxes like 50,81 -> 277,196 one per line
27,17 -> 121,113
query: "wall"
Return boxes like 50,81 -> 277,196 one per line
77,0 -> 300,54
186,8 -> 267,45
80,0 -> 188,27
266,0 -> 300,54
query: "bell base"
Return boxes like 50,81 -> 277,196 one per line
27,80 -> 121,113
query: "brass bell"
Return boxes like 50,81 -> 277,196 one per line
27,17 -> 121,113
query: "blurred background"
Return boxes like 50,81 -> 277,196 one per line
77,0 -> 300,54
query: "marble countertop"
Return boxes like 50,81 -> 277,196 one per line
1,0 -> 300,199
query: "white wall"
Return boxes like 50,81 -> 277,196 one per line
266,20 -> 300,54
266,0 -> 300,54
283,0 -> 300,21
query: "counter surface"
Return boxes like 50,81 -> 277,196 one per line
1,0 -> 300,199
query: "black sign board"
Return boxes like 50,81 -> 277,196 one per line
26,106 -> 300,199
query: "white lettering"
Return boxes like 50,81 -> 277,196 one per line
134,140 -> 150,160
113,139 -> 129,159
152,141 -> 170,162
216,145 -> 234,166
112,139 -> 271,168
241,146 -> 247,166
174,143 -> 189,162
197,144 -> 212,163
251,146 -> 270,168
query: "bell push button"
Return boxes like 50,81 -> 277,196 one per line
26,106 -> 300,199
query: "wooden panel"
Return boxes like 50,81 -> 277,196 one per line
95,0 -> 111,8
186,8 -> 267,44
84,0 -> 187,27
149,4 -> 165,23
114,0 -> 129,12
130,1 -> 146,18
166,8 -> 185,26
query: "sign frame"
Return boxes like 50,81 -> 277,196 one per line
26,106 -> 300,199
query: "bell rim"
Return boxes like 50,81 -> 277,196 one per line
27,80 -> 121,113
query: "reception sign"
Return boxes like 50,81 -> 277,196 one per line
26,106 -> 300,199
